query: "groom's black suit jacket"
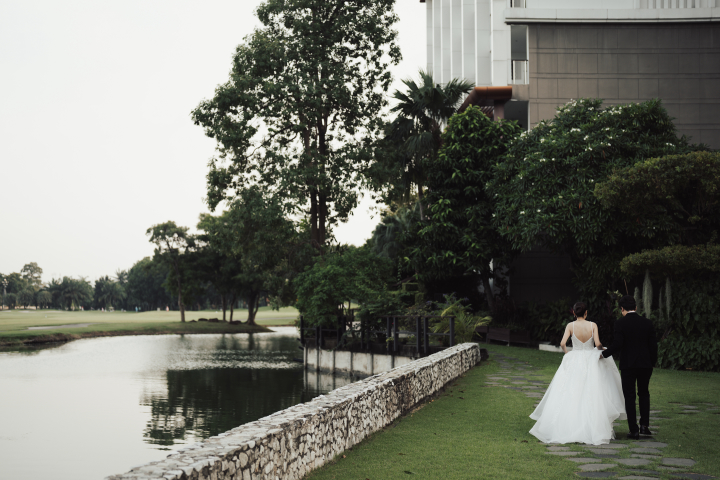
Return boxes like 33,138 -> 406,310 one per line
601,312 -> 658,369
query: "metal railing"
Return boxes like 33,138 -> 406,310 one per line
299,314 -> 455,357
510,0 -> 526,7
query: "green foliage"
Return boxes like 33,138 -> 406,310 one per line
94,276 -> 127,310
5,293 -> 16,309
295,245 -> 398,327
146,221 -> 198,321
411,105 -> 521,309
522,298 -> 574,344
20,262 -> 43,290
428,294 -> 492,344
17,289 -> 35,308
192,0 -> 401,246
379,71 -> 473,207
621,243 -> 720,277
488,98 -> 698,311
648,274 -> 720,372
125,257 -> 172,311
47,276 -> 93,310
658,335 -> 720,372
198,187 -> 306,324
36,291 -> 52,308
595,151 -> 720,246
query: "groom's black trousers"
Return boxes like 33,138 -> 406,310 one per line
621,368 -> 653,432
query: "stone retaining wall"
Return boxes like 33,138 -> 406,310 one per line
105,343 -> 480,480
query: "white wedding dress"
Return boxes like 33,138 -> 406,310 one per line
529,322 -> 627,445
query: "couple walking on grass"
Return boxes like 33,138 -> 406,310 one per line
529,295 -> 658,445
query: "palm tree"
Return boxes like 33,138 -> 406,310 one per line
386,70 -> 473,219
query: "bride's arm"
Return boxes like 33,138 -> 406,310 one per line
592,322 -> 603,349
560,323 -> 572,354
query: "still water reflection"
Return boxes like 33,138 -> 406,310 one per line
0,328 -> 351,480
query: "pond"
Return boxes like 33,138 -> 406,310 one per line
0,328 -> 353,480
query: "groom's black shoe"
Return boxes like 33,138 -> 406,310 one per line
639,426 -> 653,436
627,431 -> 640,440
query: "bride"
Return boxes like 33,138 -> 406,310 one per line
529,302 -> 626,445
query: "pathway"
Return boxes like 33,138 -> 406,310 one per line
485,351 -> 716,479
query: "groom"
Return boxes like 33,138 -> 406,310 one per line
600,295 -> 658,439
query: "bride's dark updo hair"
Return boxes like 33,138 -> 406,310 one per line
573,302 -> 588,318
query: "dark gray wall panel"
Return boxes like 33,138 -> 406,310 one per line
528,23 -> 720,149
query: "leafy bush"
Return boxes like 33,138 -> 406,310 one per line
620,244 -> 720,278
523,298 -> 575,345
428,294 -> 492,344
596,151 -> 720,247
658,335 -> 720,372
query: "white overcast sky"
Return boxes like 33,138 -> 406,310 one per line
0,1 -> 425,283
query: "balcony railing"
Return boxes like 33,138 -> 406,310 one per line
510,0 -> 526,7
637,0 -> 716,7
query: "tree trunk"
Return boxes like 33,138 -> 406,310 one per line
246,292 -> 259,326
418,185 -> 425,221
310,191 -> 319,247
229,293 -> 235,322
319,193 -> 327,245
481,272 -> 496,312
221,294 -> 227,322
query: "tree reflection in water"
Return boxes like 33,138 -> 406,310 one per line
141,332 -> 351,446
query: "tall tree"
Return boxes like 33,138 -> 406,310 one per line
207,188 -> 303,325
146,222 -> 197,322
125,257 -> 172,311
383,71 -> 473,219
411,106 -> 521,311
192,0 -> 401,247
20,262 -> 43,290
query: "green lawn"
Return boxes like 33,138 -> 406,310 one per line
306,343 -> 720,480
0,307 -> 299,345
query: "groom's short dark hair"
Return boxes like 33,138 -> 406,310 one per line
618,295 -> 636,311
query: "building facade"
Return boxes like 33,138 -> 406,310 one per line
422,0 -> 720,302
423,0 -> 720,148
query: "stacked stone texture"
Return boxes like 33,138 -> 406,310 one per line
105,343 -> 480,480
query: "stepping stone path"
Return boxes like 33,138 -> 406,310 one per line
484,351 -> 715,478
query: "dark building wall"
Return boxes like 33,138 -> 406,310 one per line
509,246 -> 578,304
528,23 -> 720,149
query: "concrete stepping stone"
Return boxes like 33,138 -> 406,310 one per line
529,380 -> 546,383
579,463 -> 617,471
617,476 -> 658,480
547,451 -> 580,456
631,454 -> 661,460
586,449 -> 618,455
655,465 -> 683,471
568,458 -> 603,463
679,411 -> 699,414
576,473 -> 617,478
633,442 -> 667,449
487,377 -> 507,380
630,448 -> 661,454
662,458 -> 696,467
671,474 -> 717,480
591,444 -> 627,449
511,380 -> 527,384
649,410 -> 661,414
680,405 -> 698,409
506,387 -> 523,391
525,393 -> 544,397
616,459 -> 651,466
547,446 -> 571,451
521,385 -> 539,389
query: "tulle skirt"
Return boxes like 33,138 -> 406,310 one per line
529,350 -> 627,445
